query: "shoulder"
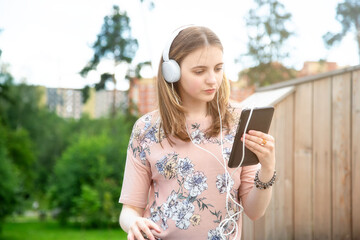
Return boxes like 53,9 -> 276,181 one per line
130,110 -> 163,145
132,110 -> 160,132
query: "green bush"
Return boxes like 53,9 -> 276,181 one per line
72,185 -> 101,227
0,123 -> 18,229
1,65 -> 136,228
49,113 -> 135,228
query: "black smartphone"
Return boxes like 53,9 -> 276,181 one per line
228,106 -> 275,168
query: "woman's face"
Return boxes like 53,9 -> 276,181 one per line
178,45 -> 223,106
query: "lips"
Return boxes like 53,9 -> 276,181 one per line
204,89 -> 216,94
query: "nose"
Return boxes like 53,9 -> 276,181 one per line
206,70 -> 217,85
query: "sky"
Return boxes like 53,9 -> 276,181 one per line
0,0 -> 358,90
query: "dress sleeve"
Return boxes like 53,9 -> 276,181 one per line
238,164 -> 259,199
119,119 -> 152,209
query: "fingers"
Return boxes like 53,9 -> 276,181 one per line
247,130 -> 275,142
241,131 -> 275,154
141,219 -> 161,239
147,219 -> 162,233
243,131 -> 274,146
128,218 -> 161,240
241,135 -> 263,155
127,231 -> 135,240
241,130 -> 276,169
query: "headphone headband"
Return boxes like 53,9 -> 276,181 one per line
162,25 -> 194,62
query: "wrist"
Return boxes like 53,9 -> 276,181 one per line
260,165 -> 275,173
254,168 -> 277,190
259,167 -> 275,182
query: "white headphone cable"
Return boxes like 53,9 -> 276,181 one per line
216,93 -> 253,239
185,91 -> 254,240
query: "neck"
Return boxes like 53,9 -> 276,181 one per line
183,101 -> 208,120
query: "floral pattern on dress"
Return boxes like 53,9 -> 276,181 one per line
189,122 -> 237,147
222,147 -> 231,162
150,190 -> 200,231
207,227 -> 222,240
148,153 -> 217,231
177,157 -> 194,177
155,153 -> 179,180
216,173 -> 234,194
131,108 -> 244,238
148,151 -> 241,238
184,171 -> 208,197
129,113 -> 165,166
173,200 -> 195,229
207,191 -> 241,239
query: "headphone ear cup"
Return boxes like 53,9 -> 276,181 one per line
162,59 -> 181,83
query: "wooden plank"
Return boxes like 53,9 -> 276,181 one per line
242,214 -> 254,240
272,94 -> 294,239
250,106 -> 280,240
352,70 -> 360,239
263,116 -> 276,240
254,212 -> 266,240
332,73 -> 352,239
250,100 -> 285,240
294,83 -> 313,239
313,78 -> 332,240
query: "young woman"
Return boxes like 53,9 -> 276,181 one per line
119,26 -> 276,240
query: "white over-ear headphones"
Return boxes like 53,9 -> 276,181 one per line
161,25 -> 194,83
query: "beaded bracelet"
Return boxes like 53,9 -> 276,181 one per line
254,169 -> 277,190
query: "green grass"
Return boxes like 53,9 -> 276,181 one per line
1,220 -> 128,240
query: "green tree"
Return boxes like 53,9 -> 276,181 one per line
240,0 -> 295,86
0,123 -> 19,232
0,58 -> 72,213
49,114 -> 135,227
323,0 -> 360,63
0,64 -> 37,215
80,5 -> 138,117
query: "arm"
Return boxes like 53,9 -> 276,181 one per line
241,168 -> 274,220
240,130 -> 276,220
120,204 -> 161,240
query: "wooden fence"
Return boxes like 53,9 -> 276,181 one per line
241,65 -> 360,240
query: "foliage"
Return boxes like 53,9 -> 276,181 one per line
134,61 -> 152,79
49,114 -> 135,227
0,69 -> 71,207
0,32 -> 137,231
240,0 -> 295,86
323,0 -> 360,63
0,71 -> 135,228
0,123 -> 19,228
80,5 -> 138,76
80,5 -> 138,117
0,65 -> 37,220
6,127 -> 36,192
240,62 -> 297,87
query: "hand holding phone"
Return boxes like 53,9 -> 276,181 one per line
228,106 -> 275,168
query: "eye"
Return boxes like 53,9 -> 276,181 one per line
194,69 -> 204,75
215,67 -> 223,72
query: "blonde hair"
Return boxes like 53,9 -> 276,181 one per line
157,26 -> 233,145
